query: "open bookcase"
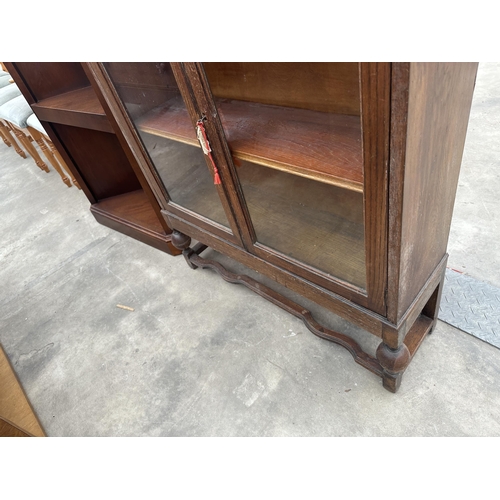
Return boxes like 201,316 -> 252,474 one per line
6,62 -> 180,255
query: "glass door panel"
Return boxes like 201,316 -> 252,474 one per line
102,62 -> 230,229
203,63 -> 366,289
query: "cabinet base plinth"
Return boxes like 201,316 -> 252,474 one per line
172,235 -> 436,393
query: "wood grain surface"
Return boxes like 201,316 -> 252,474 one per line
203,62 -> 361,115
90,189 -> 178,253
32,86 -> 113,132
8,62 -> 89,101
392,62 -> 478,320
51,123 -> 142,201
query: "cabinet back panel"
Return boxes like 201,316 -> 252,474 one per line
13,63 -> 90,101
203,63 -> 360,115
51,124 -> 141,201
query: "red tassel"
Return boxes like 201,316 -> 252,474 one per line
207,150 -> 221,185
213,169 -> 221,185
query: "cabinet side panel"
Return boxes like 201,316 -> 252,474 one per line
396,62 -> 477,319
51,124 -> 142,201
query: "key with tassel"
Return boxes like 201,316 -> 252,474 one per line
196,119 -> 221,185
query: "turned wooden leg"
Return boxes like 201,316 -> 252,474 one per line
12,126 -> 49,172
0,120 -> 26,158
376,342 -> 411,393
28,127 -> 71,187
47,139 -> 81,189
171,230 -> 191,250
171,230 -> 200,269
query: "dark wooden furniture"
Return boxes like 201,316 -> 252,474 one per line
11,62 -> 478,393
87,62 -> 478,392
5,63 -> 180,255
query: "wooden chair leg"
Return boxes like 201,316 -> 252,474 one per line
0,120 -> 27,158
46,138 -> 81,189
28,126 -> 71,187
11,124 -> 49,173
0,122 -> 12,147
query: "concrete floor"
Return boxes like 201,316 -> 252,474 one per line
447,62 -> 500,288
1,63 -> 499,437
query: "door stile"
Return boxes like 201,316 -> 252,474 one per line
359,62 -> 391,317
171,63 -> 256,251
385,62 -> 410,324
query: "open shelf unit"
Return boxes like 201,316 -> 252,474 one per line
6,62 -> 179,255
90,189 -> 172,252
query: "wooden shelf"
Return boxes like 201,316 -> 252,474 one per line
32,87 -> 114,133
90,189 -> 176,253
136,96 -> 364,192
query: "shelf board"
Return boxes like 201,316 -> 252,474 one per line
137,96 -> 363,192
32,86 -> 114,133
90,189 -> 177,253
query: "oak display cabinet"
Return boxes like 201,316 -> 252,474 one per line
5,62 -> 180,255
20,62 -> 480,393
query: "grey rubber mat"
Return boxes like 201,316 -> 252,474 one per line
439,269 -> 500,349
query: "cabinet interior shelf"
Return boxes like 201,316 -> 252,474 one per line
31,87 -> 113,133
90,189 -> 173,251
136,96 -> 364,192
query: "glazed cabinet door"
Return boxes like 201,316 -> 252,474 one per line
96,62 -> 244,246
191,63 -> 390,313
95,62 -> 390,315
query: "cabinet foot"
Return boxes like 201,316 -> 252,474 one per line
376,343 -> 411,393
381,371 -> 403,393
